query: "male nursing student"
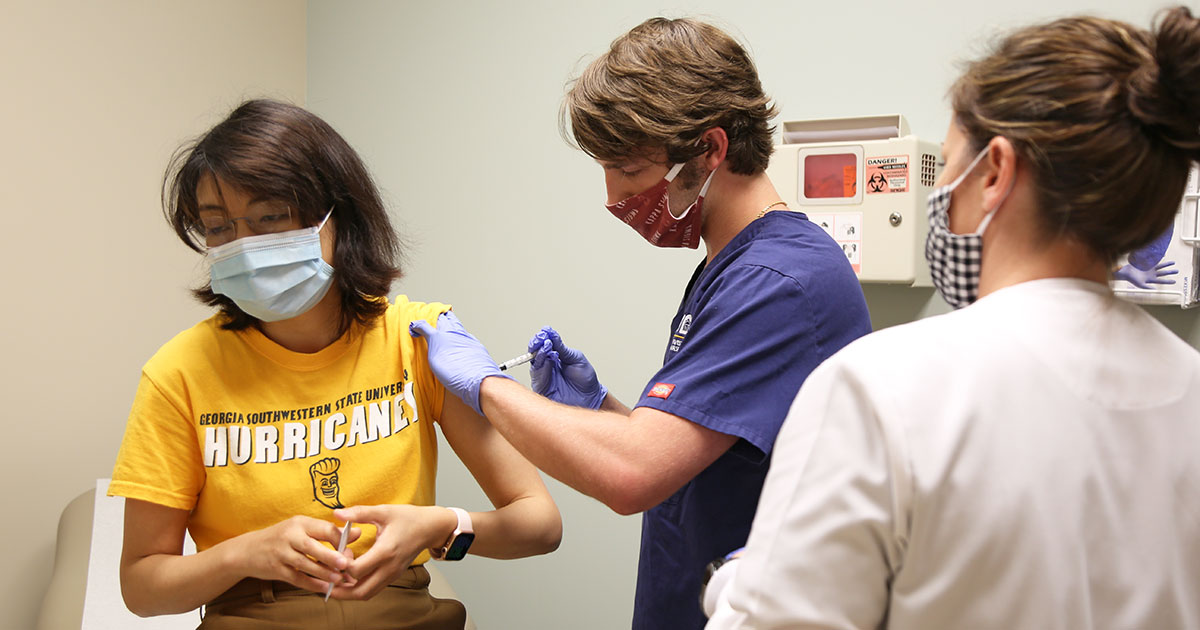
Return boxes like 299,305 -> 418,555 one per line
410,17 -> 872,630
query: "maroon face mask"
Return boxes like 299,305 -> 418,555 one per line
605,163 -> 715,249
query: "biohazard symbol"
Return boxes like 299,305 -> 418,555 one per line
310,457 -> 345,509
868,172 -> 887,193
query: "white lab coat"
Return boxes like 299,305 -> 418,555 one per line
707,278 -> 1200,630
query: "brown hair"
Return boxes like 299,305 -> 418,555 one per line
164,99 -> 404,333
562,17 -> 777,175
951,6 -> 1200,262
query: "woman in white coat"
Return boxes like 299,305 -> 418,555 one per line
705,6 -> 1200,630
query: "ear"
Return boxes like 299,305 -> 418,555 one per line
698,127 -> 729,170
320,215 -> 338,262
982,136 -> 1018,213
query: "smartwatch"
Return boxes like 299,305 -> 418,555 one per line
430,507 -> 474,561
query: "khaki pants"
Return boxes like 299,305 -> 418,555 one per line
199,565 -> 467,630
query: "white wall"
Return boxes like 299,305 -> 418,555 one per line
0,2 -> 305,628
307,1 -> 1200,628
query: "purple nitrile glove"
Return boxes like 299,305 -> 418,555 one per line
527,326 -> 608,410
409,311 -> 511,416
1113,261 -> 1178,289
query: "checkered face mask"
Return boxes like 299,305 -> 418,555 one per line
924,146 -> 997,309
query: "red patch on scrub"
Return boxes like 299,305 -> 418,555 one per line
648,383 -> 676,399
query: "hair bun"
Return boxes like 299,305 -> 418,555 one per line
1130,6 -> 1200,156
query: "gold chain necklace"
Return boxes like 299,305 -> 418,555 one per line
757,201 -> 789,219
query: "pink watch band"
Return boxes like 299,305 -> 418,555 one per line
431,507 -> 474,561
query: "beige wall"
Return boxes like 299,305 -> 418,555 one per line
0,2 -> 305,627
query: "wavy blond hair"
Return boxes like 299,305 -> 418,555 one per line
562,17 -> 777,175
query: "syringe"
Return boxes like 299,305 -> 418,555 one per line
498,351 -> 535,371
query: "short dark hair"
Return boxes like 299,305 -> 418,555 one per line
562,17 -> 777,175
164,99 -> 404,333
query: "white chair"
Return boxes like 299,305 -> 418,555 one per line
38,481 -> 475,629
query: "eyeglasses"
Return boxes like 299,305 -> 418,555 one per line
196,201 -> 298,247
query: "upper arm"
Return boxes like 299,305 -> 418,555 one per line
120,499 -> 190,581
618,405 -> 738,513
437,391 -> 553,510
637,264 -> 849,458
597,266 -> 837,512
110,372 -> 207,510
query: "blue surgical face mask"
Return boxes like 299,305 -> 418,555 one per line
208,211 -> 334,322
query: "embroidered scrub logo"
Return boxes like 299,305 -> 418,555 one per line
648,383 -> 676,399
309,457 -> 344,509
670,314 -> 693,353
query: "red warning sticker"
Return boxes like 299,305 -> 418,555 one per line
865,155 -> 909,194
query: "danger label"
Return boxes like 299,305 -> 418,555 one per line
866,155 -> 908,194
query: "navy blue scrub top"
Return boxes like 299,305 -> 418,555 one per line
631,211 -> 872,630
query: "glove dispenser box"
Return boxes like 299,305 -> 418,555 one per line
766,114 -> 941,285
1111,162 -> 1200,308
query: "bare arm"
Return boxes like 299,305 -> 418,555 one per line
479,376 -> 737,515
438,390 -> 562,557
599,392 -> 633,415
409,311 -> 736,516
119,500 -> 348,616
330,392 -> 562,600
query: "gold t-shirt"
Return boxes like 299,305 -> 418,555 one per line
110,296 -> 449,560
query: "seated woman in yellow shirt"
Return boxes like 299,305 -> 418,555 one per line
109,98 -> 561,629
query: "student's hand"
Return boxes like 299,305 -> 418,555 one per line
328,505 -> 457,600
1113,261 -> 1178,289
230,515 -> 356,593
409,311 -> 512,416
528,327 -> 608,410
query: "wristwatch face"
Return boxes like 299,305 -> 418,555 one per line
443,532 -> 475,561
